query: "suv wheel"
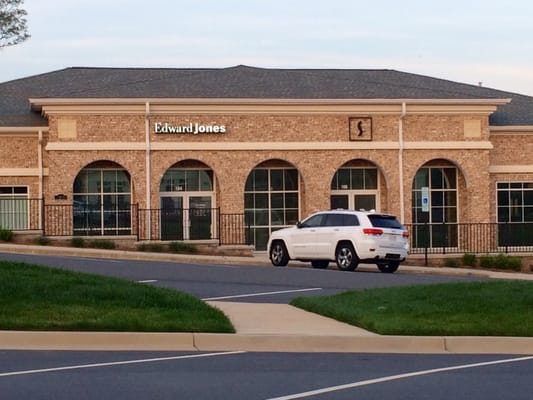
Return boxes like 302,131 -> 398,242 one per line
270,241 -> 289,267
311,260 -> 329,269
377,261 -> 399,273
335,243 -> 359,271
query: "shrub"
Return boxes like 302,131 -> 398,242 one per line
0,228 -> 14,242
444,258 -> 459,268
167,241 -> 197,254
87,239 -> 116,250
137,243 -> 165,253
462,253 -> 477,267
70,237 -> 85,248
33,236 -> 50,246
480,254 -> 522,271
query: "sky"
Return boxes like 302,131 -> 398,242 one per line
1,0 -> 533,96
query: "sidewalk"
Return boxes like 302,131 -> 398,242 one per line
1,243 -> 533,354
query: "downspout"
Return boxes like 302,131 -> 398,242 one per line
398,102 -> 407,224
38,129 -> 43,231
145,101 -> 151,239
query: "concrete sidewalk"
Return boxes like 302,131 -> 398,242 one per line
1,243 -> 533,354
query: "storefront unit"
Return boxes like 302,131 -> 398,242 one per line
1,66 -> 533,251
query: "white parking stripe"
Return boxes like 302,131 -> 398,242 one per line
202,287 -> 322,301
267,356 -> 533,400
137,279 -> 158,283
0,351 -> 245,378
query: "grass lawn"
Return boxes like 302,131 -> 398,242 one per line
291,281 -> 533,336
0,260 -> 234,333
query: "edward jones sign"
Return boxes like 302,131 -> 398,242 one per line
154,122 -> 226,134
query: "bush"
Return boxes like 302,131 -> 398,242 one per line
0,228 -> 14,242
167,241 -> 197,254
479,254 -> 522,271
137,243 -> 165,253
462,253 -> 477,267
70,237 -> 85,248
33,236 -> 50,246
87,239 -> 116,250
444,258 -> 459,268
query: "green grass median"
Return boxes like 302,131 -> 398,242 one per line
0,260 -> 234,333
291,281 -> 533,336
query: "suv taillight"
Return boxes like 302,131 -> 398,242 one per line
402,231 -> 410,238
363,228 -> 383,235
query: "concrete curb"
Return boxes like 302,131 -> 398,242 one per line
1,331 -> 532,354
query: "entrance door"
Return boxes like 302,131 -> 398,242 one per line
189,196 -> 212,240
354,194 -> 376,211
160,195 -> 213,240
161,196 -> 184,240
331,195 -> 349,209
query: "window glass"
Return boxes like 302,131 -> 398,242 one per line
103,171 -> 116,193
255,193 -> 268,209
13,187 -> 28,194
324,213 -> 344,227
443,168 -> 457,189
414,169 -> 429,189
368,215 -> 403,229
270,170 -> 284,191
364,169 -> 378,189
284,169 -> 298,191
351,169 -> 364,189
116,171 -> 130,193
244,193 -> 254,209
271,193 -> 284,209
337,169 -> 350,190
343,214 -> 359,226
430,168 -> 443,189
302,214 -> 324,227
199,170 -> 213,191
186,170 -> 199,191
253,169 -> 268,191
285,192 -> 298,209
87,171 -> 100,193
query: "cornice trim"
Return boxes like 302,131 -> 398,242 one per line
44,141 -> 493,151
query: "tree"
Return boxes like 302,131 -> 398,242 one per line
0,0 -> 30,48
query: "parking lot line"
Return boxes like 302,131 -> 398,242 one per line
0,351 -> 246,378
202,287 -> 323,301
266,356 -> 533,400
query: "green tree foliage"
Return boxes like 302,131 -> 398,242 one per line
0,0 -> 30,48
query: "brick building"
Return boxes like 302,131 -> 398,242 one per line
1,66 -> 533,251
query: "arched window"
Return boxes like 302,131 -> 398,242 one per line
159,161 -> 215,240
330,163 -> 379,211
411,163 -> 458,248
244,161 -> 300,250
73,161 -> 132,235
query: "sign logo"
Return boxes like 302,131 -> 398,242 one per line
349,117 -> 372,141
155,122 -> 226,134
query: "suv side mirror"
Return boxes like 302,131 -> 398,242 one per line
296,221 -> 303,228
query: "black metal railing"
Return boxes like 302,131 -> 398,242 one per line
3,199 -> 533,252
137,208 -> 251,245
406,222 -> 533,254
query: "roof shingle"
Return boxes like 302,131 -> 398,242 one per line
1,65 -> 532,126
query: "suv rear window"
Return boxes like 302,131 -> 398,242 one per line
367,214 -> 404,229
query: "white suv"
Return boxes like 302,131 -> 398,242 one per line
267,210 -> 409,273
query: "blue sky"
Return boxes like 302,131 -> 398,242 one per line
1,0 -> 533,96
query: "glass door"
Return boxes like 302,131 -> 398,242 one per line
330,195 -> 349,209
188,196 -> 212,240
160,196 -> 183,240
